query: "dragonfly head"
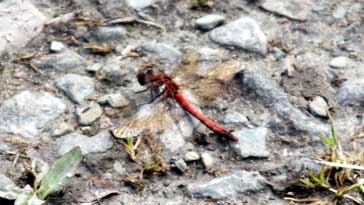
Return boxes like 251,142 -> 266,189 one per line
137,68 -> 154,85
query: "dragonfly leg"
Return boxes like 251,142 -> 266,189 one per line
148,88 -> 168,104
136,88 -> 168,107
134,88 -> 150,94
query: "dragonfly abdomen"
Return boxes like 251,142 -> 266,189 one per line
174,92 -> 239,142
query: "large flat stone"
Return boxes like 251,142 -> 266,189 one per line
187,170 -> 266,199
0,91 -> 66,138
56,131 -> 113,155
0,0 -> 48,55
209,17 -> 267,55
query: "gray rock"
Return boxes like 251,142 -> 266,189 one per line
201,152 -> 214,169
91,26 -> 126,43
184,151 -> 200,162
333,6 -> 347,19
49,122 -> 73,138
86,63 -> 103,73
141,42 -> 182,63
241,68 -> 329,139
292,158 -> 322,174
0,144 -> 10,152
56,131 -> 113,155
195,14 -> 225,31
0,0 -> 48,55
30,50 -> 87,72
98,93 -> 130,108
55,74 -> 95,104
187,170 -> 266,199
209,17 -> 268,56
113,161 -> 125,176
272,47 -> 286,60
76,103 -> 103,125
231,127 -> 270,158
175,159 -> 188,173
126,0 -> 152,10
336,79 -> 364,106
0,91 -> 66,138
101,59 -> 138,85
308,96 -> 328,117
260,0 -> 312,21
312,4 -> 329,13
329,56 -> 349,69
102,172 -> 113,180
223,111 -> 248,124
50,41 -> 66,53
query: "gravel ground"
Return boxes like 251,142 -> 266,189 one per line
1,0 -> 364,204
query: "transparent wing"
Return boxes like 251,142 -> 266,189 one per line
112,101 -> 172,139
172,48 -> 200,83
189,60 -> 241,106
112,93 -> 199,140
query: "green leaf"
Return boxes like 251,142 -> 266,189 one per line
14,185 -> 44,205
31,158 -> 49,191
0,174 -> 22,200
14,187 -> 33,205
36,147 -> 82,200
330,121 -> 337,145
359,184 -> 364,193
320,135 -> 335,148
309,172 -> 326,187
319,168 -> 327,182
299,179 -> 315,188
126,137 -> 134,149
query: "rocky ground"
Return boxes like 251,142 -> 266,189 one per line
1,0 -> 364,204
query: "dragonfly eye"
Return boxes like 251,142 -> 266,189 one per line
137,72 -> 146,85
145,68 -> 154,75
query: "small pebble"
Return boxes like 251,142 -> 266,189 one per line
98,93 -> 130,108
195,14 -> 225,31
272,47 -> 286,60
333,6 -> 347,19
86,63 -> 103,73
108,94 -> 130,108
231,127 -> 270,158
201,152 -> 214,169
50,122 -> 73,138
76,103 -> 103,125
113,161 -> 125,176
50,41 -> 66,53
224,111 -> 248,124
175,159 -> 188,173
329,56 -> 348,69
126,0 -> 152,10
102,172 -> 113,180
184,151 -> 200,162
308,96 -> 328,117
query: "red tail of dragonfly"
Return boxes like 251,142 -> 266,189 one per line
136,68 -> 239,142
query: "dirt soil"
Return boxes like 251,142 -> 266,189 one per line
1,0 -> 364,204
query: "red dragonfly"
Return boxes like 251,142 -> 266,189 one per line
113,49 -> 240,144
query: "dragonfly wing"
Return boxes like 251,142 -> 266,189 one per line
190,60 -> 241,106
206,60 -> 241,82
112,98 -> 198,154
112,102 -> 171,139
172,49 -> 200,82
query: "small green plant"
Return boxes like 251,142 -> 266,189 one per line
120,133 -> 168,190
0,147 -> 83,205
288,117 -> 364,204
